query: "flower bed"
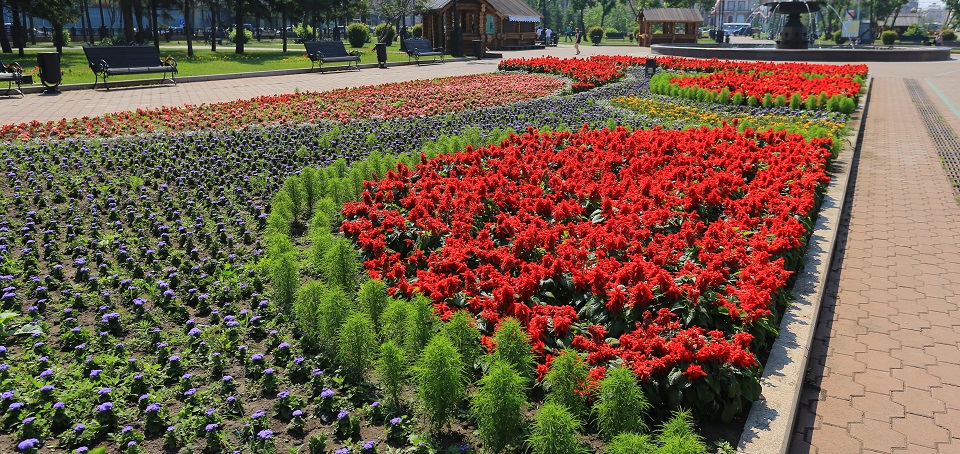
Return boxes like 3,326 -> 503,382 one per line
0,73 -> 564,143
499,55 -> 647,89
341,125 -> 835,417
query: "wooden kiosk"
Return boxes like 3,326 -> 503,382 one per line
636,8 -> 704,47
421,0 -> 543,54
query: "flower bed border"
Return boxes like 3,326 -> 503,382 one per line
737,77 -> 872,453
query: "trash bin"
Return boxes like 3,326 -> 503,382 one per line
644,58 -> 658,78
37,52 -> 62,94
375,42 -> 387,68
472,40 -> 483,59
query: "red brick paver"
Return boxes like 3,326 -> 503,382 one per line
792,76 -> 960,452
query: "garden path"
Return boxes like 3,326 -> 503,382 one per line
791,71 -> 960,452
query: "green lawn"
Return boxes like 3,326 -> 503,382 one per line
6,40 -> 430,86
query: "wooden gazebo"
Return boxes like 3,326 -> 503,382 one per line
421,0 -> 543,55
637,8 -> 704,47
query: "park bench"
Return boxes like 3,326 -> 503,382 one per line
0,60 -> 24,97
303,41 -> 361,70
605,32 -> 627,40
403,38 -> 444,64
83,45 -> 178,90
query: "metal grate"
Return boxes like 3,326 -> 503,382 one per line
905,78 -> 960,195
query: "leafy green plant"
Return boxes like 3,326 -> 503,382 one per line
543,349 -> 590,417
318,285 -> 355,352
604,433 -> 657,453
655,410 -> 707,454
404,294 -> 435,363
470,361 -> 527,451
412,23 -> 423,37
375,23 -> 397,44
270,251 -> 299,309
488,317 -> 535,380
593,367 -> 651,440
881,30 -> 897,45
376,340 -> 408,410
588,26 -> 605,44
411,334 -> 465,434
320,236 -> 360,292
380,298 -> 411,347
527,402 -> 588,454
293,280 -> 326,347
441,310 -> 482,375
358,279 -> 389,334
337,312 -> 376,383
346,22 -> 372,47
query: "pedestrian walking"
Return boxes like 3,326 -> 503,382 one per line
566,25 -> 572,42
545,28 -> 552,45
574,27 -> 583,54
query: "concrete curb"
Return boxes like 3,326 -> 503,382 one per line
737,77 -> 873,453
16,56 -> 475,95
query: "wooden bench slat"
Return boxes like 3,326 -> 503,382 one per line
303,41 -> 361,70
403,39 -> 444,65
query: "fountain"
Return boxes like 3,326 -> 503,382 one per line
765,0 -> 823,49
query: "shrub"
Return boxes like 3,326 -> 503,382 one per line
655,410 -> 707,454
593,367 -> 650,440
346,22 -> 371,47
228,28 -> 252,44
294,23 -> 314,40
942,29 -> 956,41
604,433 -> 657,453
588,26 -> 604,44
318,285 -> 355,350
337,312 -> 376,382
283,175 -> 305,221
832,30 -> 847,45
543,349 -> 590,417
881,30 -> 897,45
380,298 -> 410,347
441,310 -> 482,375
293,280 -> 326,345
604,27 -> 620,38
470,361 -> 528,451
270,251 -> 298,309
527,402 -> 588,454
358,279 -> 389,334
489,317 -> 536,380
404,294 -> 435,362
374,23 -> 397,44
412,23 -> 423,38
412,334 -> 465,434
376,340 -> 407,410
320,236 -> 360,292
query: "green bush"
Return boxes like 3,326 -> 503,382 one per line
293,280 -> 325,347
320,236 -> 359,292
374,23 -> 397,44
832,30 -> 848,45
604,433 -> 657,453
294,23 -> 314,40
404,294 -> 436,362
588,26 -> 604,44
376,340 -> 407,410
337,312 -> 376,382
270,251 -> 298,309
228,28 -> 253,44
655,410 -> 707,454
543,349 -> 590,417
346,22 -> 371,47
881,30 -> 897,45
412,23 -> 423,38
470,361 -> 528,451
318,285 -> 355,350
942,29 -> 957,41
528,402 -> 588,454
593,367 -> 651,440
380,298 -> 410,347
412,334 -> 465,434
358,279 -> 389,334
489,317 -> 536,380
441,310 -> 482,375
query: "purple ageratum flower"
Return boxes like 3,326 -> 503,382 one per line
335,448 -> 350,454
122,425 -> 133,433
127,441 -> 137,448
22,416 -> 35,424
182,373 -> 193,380
89,369 -> 101,377
337,409 -> 349,420
257,429 -> 273,440
53,402 -> 65,409
294,357 -> 305,365
222,375 -> 233,382
139,394 -> 149,402
40,385 -> 54,393
276,390 -> 289,399
205,423 -> 219,432
1,390 -> 14,399
277,342 -> 290,350
205,408 -> 216,416
76,448 -> 89,453
183,388 -> 197,397
250,353 -> 263,362
362,440 -> 375,450
17,438 -> 40,451
263,368 -> 275,375
98,387 -> 112,395
226,396 -> 236,403
371,401 -> 379,408
313,369 -> 324,377
320,388 -> 335,398
9,402 -> 24,410
168,356 -> 180,362
74,423 -> 86,432
145,403 -> 161,413
96,402 -> 113,412
390,417 -> 402,425
292,410 -> 303,417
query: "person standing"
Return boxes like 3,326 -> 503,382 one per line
566,24 -> 572,42
574,27 -> 583,54
545,27 -> 552,45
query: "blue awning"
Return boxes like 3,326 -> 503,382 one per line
508,15 -> 540,22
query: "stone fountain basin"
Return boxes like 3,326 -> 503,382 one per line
650,43 -> 952,62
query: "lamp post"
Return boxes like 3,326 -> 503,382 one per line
452,0 -> 463,56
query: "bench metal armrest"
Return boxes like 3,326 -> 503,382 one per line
91,59 -> 109,73
4,62 -> 22,77
348,50 -> 361,57
163,56 -> 178,68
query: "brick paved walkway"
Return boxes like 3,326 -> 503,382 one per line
791,76 -> 960,453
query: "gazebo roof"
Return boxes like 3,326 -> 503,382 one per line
638,8 -> 705,22
424,0 -> 542,21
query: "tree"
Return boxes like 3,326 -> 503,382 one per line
31,0 -> 80,53
570,0 -> 597,30
375,0 -> 428,36
0,0 -> 12,53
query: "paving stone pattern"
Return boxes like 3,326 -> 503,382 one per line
791,77 -> 960,453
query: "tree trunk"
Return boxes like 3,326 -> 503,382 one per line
85,0 -> 96,44
134,1 -> 146,43
211,4 -> 218,52
10,0 -> 25,56
235,0 -> 245,53
281,14 -> 287,52
0,0 -> 12,54
122,0 -> 136,42
152,0 -> 160,50
54,23 -> 65,53
185,0 -> 194,56
99,1 -> 107,39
